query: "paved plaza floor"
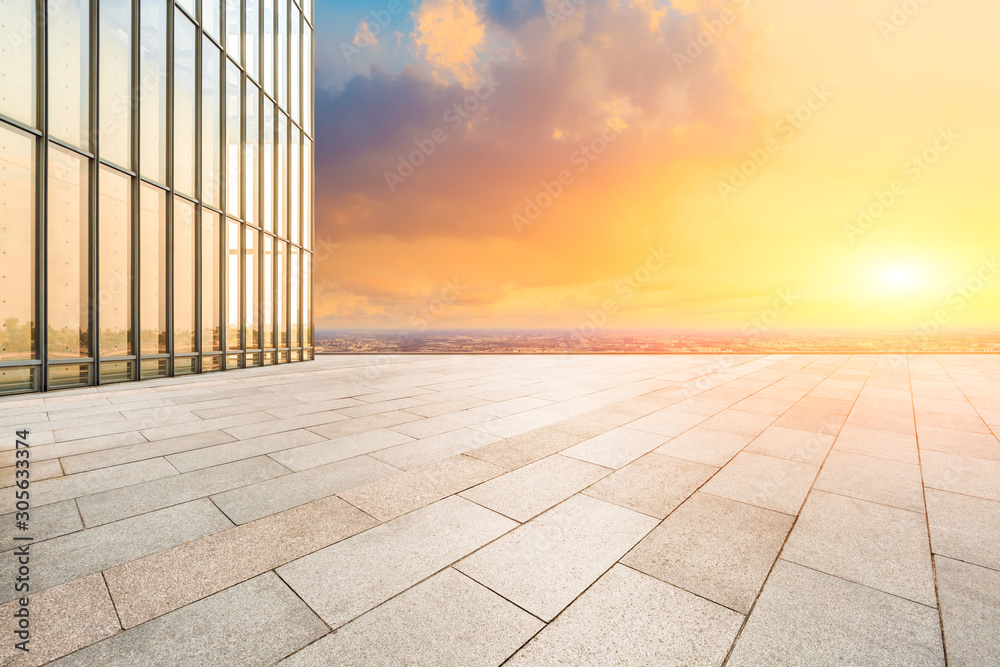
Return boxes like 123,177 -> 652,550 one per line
1,354 -> 999,665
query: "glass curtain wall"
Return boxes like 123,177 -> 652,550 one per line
0,0 -> 314,394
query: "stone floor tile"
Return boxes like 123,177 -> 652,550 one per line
623,492 -> 793,613
461,454 -> 610,522
464,426 -> 585,469
338,454 -> 504,522
727,560 -> 944,667
584,453 -> 716,518
814,450 -> 925,513
699,408 -> 779,437
455,494 -> 658,620
53,573 -> 327,667
772,408 -> 847,435
834,424 -> 920,463
371,428 -> 501,470
306,410 -> 423,439
921,450 -> 1000,501
60,430 -> 236,475
506,565 -> 743,667
30,458 -> 178,509
627,409 -> 707,437
936,556 -> 1000,667
279,568 -> 542,667
653,426 -> 753,467
917,425 -> 1000,460
269,428 -> 414,471
744,426 -> 836,465
277,496 -> 516,629
700,452 -> 818,515
925,489 -> 1000,570
1,500 -> 82,552
165,428 -> 325,472
551,408 -> 636,439
0,458 -> 63,489
781,491 -> 936,605
561,427 -> 669,469
387,412 -> 491,439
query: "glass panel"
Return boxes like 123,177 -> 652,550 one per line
100,0 -> 132,168
174,197 -> 196,352
201,209 -> 222,351
174,356 -> 197,374
176,0 -> 194,18
141,358 -> 168,378
289,126 -> 299,245
47,146 -> 89,359
226,352 -> 241,368
290,246 -> 299,347
263,351 -> 273,364
202,39 -> 222,207
276,111 -> 286,237
0,0 -> 37,126
303,0 -> 310,26
245,227 -> 258,348
139,0 -> 167,182
289,7 -> 299,123
202,354 -> 220,371
204,0 -> 220,39
247,351 -> 259,366
98,167 -> 131,357
225,0 -> 240,65
245,0 -> 258,79
263,234 -> 273,348
0,367 -> 38,395
302,251 -> 311,346
245,82 -> 259,226
225,60 -> 241,217
302,26 -> 310,134
48,0 -> 90,148
277,350 -> 287,363
100,360 -> 132,383
49,363 -> 90,388
290,348 -> 299,361
174,12 -> 196,196
276,240 -> 286,346
139,184 -> 167,354
226,217 -> 240,349
262,0 -> 273,95
262,98 -> 273,232
0,125 -> 35,360
303,136 -> 310,249
276,0 -> 286,109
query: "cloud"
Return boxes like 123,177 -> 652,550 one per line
352,19 -> 379,49
482,0 -> 546,28
412,0 -> 488,85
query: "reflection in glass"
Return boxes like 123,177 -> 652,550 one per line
174,12 -> 197,196
226,0 -> 240,65
262,0 -> 274,96
290,246 -> 299,347
245,228 -> 259,348
48,0 -> 90,148
174,197 -> 197,352
202,39 -> 222,207
48,146 -> 89,359
204,0 -> 220,38
262,99 -> 274,232
276,112 -> 286,237
303,137 -> 311,249
226,60 -> 241,217
0,126 -> 35,359
100,0 -> 132,167
245,0 -> 259,79
140,0 -> 168,182
202,210 -> 222,351
303,252 -> 311,347
290,7 -> 299,123
302,26 -> 311,134
1,0 -> 37,125
277,241 -> 286,346
98,167 -> 132,357
226,218 -> 241,349
263,235 -> 273,348
139,184 -> 167,354
245,83 -> 259,226
290,126 -> 299,245
276,0 -> 286,108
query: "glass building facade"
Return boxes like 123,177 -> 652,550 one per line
0,0 -> 314,394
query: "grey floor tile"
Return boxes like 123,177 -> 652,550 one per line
628,409 -> 706,437
30,458 -> 178,508
744,426 -> 836,465
0,458 -> 63,489
814,450 -> 925,513
782,491 -> 936,605
584,453 -> 716,518
561,427 -> 669,469
1,499 -> 82,552
917,425 -> 1000,460
0,574 -> 120,667
104,495 -> 377,628
727,560 -> 944,667
834,425 -> 920,463
506,564 -> 743,667
165,428 -> 325,472
339,454 -> 505,521
653,426 -> 753,467
280,568 -> 542,667
552,408 -> 635,439
60,430 -> 236,475
269,428 -> 414,471
211,455 -> 398,524
455,494 -> 658,620
0,499 -> 232,602
305,410 -> 423,439
699,408 -> 777,436
372,428 -> 501,470
936,556 -> 1000,667
700,452 -> 818,515
461,454 -> 610,522
53,573 -> 327,667
623,492 -> 793,613
926,489 -> 1000,570
921,450 -> 1000,501
465,426 -> 585,469
277,496 -> 516,629
76,456 -> 289,526
388,412 -> 490,439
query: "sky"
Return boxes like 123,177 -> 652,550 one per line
312,0 -> 1000,335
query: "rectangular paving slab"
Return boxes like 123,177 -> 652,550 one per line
583,453 -> 716,519
935,555 -> 1000,666
561,427 -> 669,469
700,451 -> 818,515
